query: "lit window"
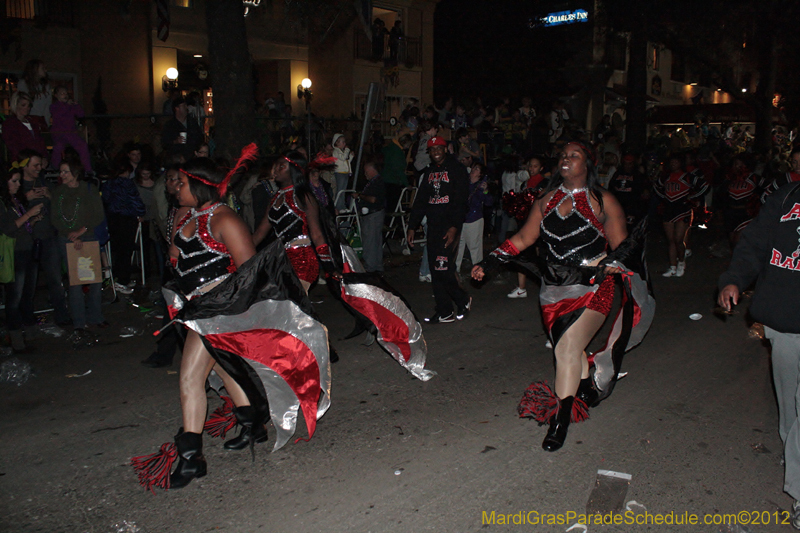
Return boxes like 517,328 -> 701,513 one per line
6,0 -> 38,19
651,45 -> 659,71
172,0 -> 193,7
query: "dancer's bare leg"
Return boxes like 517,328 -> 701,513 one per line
180,331 -> 249,433
213,364 -> 250,408
553,309 -> 606,399
674,219 -> 690,261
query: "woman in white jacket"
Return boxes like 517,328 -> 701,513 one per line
332,133 -> 354,211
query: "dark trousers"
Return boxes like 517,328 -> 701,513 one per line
107,213 -> 138,285
34,236 -> 70,324
153,311 -> 183,363
426,225 -> 469,316
5,250 -> 37,329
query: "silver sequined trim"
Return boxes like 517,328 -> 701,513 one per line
541,187 -> 606,262
174,203 -> 230,278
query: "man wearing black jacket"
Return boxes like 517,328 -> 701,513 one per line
407,136 -> 471,323
718,182 -> 800,527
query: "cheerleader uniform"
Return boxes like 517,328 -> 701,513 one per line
723,171 -> 764,235
655,170 -> 708,224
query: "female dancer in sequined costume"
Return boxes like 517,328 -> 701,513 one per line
252,151 -> 342,290
166,158 -> 265,488
472,142 -> 628,452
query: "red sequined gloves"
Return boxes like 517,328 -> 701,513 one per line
315,244 -> 336,275
477,239 -> 520,275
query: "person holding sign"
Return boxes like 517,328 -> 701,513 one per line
51,160 -> 105,348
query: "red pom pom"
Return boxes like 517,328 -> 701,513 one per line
204,395 -> 237,438
131,442 -> 177,493
503,189 -> 538,222
517,381 -> 589,424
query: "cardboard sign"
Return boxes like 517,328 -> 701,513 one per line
66,240 -> 102,285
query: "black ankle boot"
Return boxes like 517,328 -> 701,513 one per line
224,407 -> 269,451
170,431 -> 207,489
576,377 -> 599,408
542,396 -> 574,452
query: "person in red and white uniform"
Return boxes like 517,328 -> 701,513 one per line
654,154 -> 708,277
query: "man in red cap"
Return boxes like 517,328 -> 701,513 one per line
407,136 -> 471,323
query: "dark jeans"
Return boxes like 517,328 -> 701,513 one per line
426,225 -> 469,316
107,213 -> 139,285
36,236 -> 70,324
5,249 -> 37,330
360,210 -> 385,272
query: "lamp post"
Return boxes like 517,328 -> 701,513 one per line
297,77 -> 313,157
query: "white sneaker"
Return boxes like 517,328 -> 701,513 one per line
662,266 -> 677,278
684,249 -> 692,258
113,282 -> 134,295
507,287 -> 527,298
676,261 -> 686,277
419,274 -> 432,282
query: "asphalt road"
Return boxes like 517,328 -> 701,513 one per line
0,227 -> 792,533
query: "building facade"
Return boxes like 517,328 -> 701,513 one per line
0,0 -> 438,122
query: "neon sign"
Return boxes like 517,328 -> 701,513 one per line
531,9 -> 589,28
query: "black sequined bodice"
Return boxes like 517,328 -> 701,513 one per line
268,187 -> 310,246
173,203 -> 234,296
540,187 -> 608,267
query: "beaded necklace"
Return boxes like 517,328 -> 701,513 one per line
57,192 -> 81,228
11,197 -> 32,234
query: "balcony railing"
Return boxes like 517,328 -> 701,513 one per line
4,0 -> 75,27
354,30 -> 421,69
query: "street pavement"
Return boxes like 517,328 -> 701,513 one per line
0,227 -> 792,533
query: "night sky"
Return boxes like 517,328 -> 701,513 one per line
432,0 -> 800,123
433,0 -> 593,106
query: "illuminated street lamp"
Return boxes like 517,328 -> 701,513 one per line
297,78 -> 313,156
162,67 -> 179,92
